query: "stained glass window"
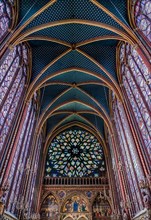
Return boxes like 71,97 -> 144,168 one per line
11,112 -> 35,213
45,130 -> 106,178
119,43 -> 151,161
0,0 -> 13,42
0,44 -> 28,155
113,98 -> 144,213
116,101 -> 144,179
5,99 -> 37,213
134,0 -> 151,43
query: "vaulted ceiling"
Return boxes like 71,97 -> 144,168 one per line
11,0 -> 136,148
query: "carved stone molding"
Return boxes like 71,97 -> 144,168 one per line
3,211 -> 18,220
133,209 -> 151,220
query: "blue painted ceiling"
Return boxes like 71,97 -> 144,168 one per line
17,0 -> 130,139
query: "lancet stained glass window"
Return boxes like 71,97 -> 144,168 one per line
6,101 -> 35,212
0,0 -> 13,42
134,0 -> 151,43
45,130 -> 106,177
113,97 -> 143,213
120,43 -> 151,160
0,44 -> 28,153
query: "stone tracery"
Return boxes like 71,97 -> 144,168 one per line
45,129 -> 106,178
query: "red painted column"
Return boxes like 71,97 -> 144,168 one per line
110,132 -> 127,205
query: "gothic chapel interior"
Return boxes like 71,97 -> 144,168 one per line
0,0 -> 151,220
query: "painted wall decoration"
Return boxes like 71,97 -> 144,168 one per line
58,191 -> 66,199
85,191 -> 92,198
40,194 -> 59,220
62,215 -> 89,220
45,129 -> 106,177
63,196 -> 88,213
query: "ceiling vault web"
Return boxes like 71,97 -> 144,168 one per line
89,0 -> 138,42
45,113 -> 104,143
6,0 -> 57,45
76,49 -> 122,97
37,97 -> 108,131
46,112 -> 105,140
26,67 -> 122,102
36,99 -> 113,140
37,86 -> 112,129
25,49 -> 72,100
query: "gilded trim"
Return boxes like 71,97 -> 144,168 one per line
26,67 -> 122,102
90,0 -> 138,42
77,49 -> 123,101
36,100 -> 114,140
13,19 -> 135,45
45,121 -> 107,155
26,49 -> 72,101
9,0 -> 57,44
14,35 -> 71,48
76,35 -> 124,47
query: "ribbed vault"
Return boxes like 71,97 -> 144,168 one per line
8,0 -> 139,152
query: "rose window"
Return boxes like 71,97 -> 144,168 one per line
45,129 -> 106,177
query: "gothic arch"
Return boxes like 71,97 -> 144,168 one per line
40,193 -> 59,220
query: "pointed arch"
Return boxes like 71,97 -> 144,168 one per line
12,19 -> 135,46
44,119 -> 107,155
26,67 -> 122,102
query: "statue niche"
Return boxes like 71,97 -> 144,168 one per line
92,194 -> 112,220
40,194 -> 59,220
